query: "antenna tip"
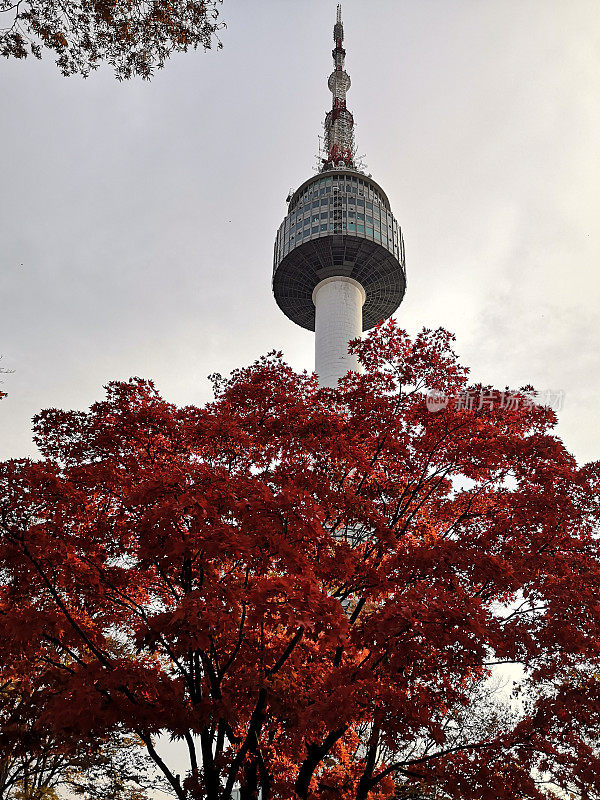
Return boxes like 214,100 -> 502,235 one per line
334,4 -> 343,40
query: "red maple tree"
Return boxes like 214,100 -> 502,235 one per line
1,321 -> 600,800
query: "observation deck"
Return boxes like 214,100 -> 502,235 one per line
272,169 -> 406,332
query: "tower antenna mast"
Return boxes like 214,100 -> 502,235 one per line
322,4 -> 356,171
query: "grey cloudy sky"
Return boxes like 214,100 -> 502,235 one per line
1,0 -> 599,465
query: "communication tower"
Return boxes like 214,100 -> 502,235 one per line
272,5 -> 406,387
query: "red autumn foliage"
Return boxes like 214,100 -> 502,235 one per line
1,321 -> 600,800
0,0 -> 222,79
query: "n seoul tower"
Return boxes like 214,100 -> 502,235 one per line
272,5 -> 406,387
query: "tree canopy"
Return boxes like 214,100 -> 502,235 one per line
1,321 -> 600,800
0,0 -> 223,78
0,661 -> 165,798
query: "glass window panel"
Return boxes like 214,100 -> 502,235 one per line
366,227 -> 373,237
357,224 -> 365,233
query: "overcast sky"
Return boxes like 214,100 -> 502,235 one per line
1,0 -> 599,465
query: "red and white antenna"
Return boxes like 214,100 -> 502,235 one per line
322,4 -> 356,171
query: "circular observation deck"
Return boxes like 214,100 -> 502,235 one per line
272,170 -> 406,332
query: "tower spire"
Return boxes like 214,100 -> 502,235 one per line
322,4 -> 356,171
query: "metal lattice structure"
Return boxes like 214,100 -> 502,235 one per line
323,4 -> 356,171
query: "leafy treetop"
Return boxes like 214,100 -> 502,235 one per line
0,0 -> 223,78
1,320 -> 600,800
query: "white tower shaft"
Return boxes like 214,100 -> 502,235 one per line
312,277 -> 366,388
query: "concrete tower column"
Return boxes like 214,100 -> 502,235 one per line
312,276 -> 366,387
